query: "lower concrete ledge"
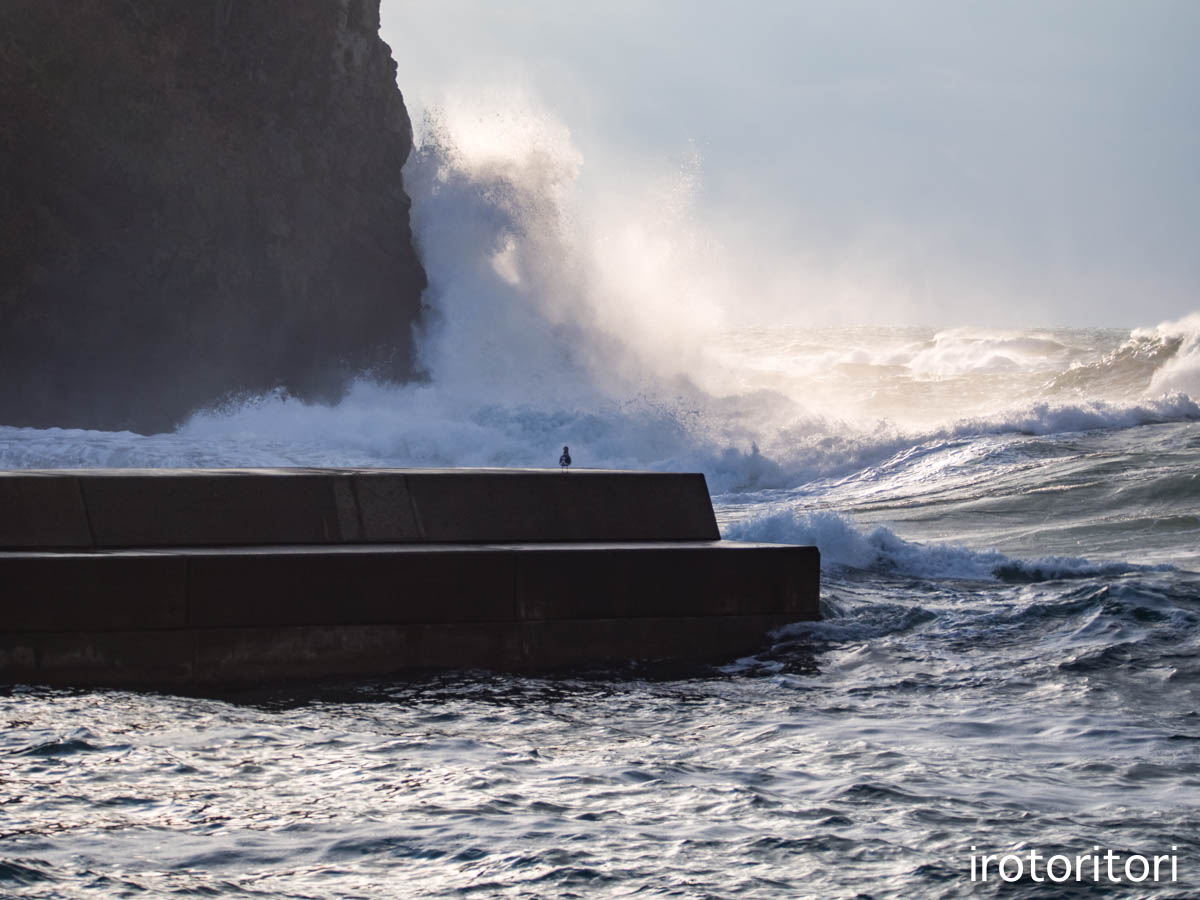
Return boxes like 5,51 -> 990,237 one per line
0,541 -> 818,686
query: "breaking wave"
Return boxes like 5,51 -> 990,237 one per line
724,508 -> 1169,582
942,393 -> 1200,438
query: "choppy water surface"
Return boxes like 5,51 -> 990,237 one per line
4,554 -> 1200,899
4,421 -> 1200,897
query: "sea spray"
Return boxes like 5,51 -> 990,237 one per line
0,100 -> 1197,500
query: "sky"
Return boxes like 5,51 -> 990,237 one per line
381,0 -> 1200,328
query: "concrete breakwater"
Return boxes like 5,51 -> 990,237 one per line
0,468 -> 819,686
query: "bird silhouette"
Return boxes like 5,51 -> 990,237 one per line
559,445 -> 572,472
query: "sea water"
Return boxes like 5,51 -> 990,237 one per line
2,106 -> 1200,898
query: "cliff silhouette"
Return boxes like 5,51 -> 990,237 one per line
0,0 -> 426,433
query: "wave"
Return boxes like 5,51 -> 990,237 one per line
1041,313 -> 1200,399
2,385 -> 1196,496
154,98 -> 1200,481
902,327 -> 1073,379
764,573 -> 1200,682
724,508 -> 1166,582
1,95 -> 1197,506
767,599 -> 938,645
1145,313 -> 1200,397
942,393 -> 1200,438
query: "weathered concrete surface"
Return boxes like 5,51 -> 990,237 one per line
404,471 -> 719,542
0,616 -> 803,687
0,542 -> 814,627
0,468 -> 819,686
187,547 -> 517,627
0,475 -> 92,549
0,468 -> 721,547
0,542 -> 817,685
0,554 -> 188,633
513,544 -> 816,620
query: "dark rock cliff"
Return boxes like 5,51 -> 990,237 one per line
0,0 -> 426,433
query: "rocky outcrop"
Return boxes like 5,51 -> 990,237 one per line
0,0 -> 426,433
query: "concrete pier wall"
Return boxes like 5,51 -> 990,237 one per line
0,469 -> 819,686
0,468 -> 719,547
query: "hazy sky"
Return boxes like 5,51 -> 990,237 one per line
382,1 -> 1200,327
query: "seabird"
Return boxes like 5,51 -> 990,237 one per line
559,445 -> 572,471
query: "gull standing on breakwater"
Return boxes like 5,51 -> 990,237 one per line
559,446 -> 572,472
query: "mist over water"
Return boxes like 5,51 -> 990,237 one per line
5,98 -> 1200,897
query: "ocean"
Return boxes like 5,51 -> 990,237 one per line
3,109 -> 1200,897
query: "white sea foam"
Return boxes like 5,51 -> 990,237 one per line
723,508 -> 1161,582
1146,313 -> 1200,398
3,387 -> 1197,496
